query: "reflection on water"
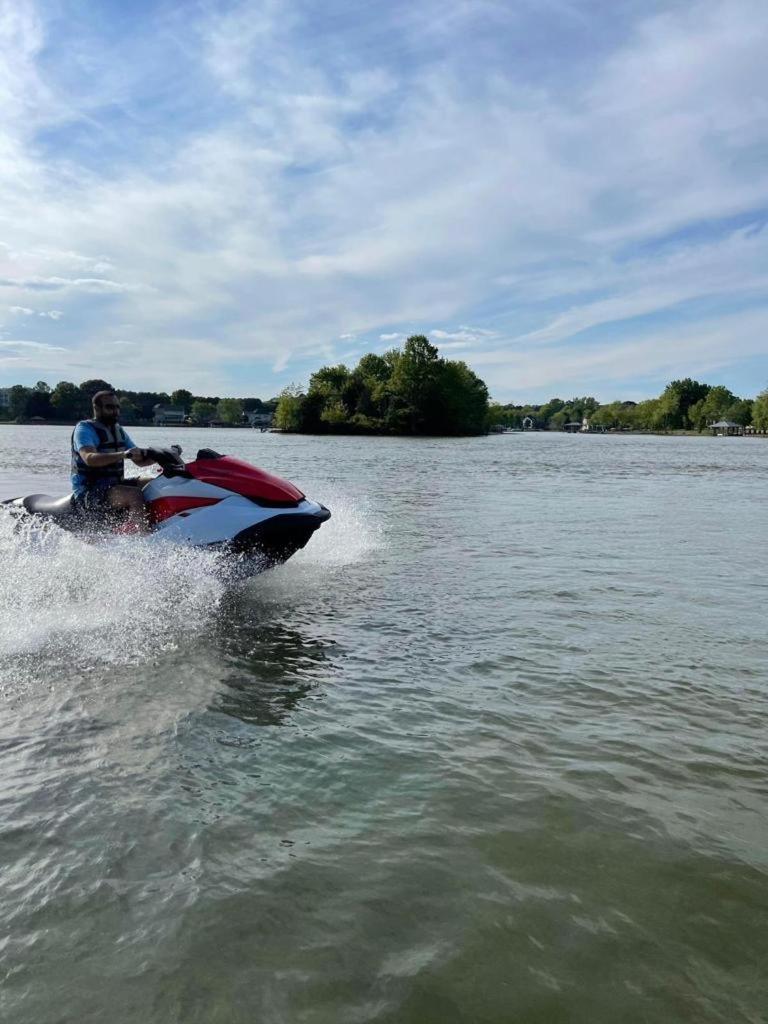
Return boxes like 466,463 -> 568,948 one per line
209,599 -> 337,726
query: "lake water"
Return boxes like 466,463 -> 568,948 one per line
0,425 -> 766,1023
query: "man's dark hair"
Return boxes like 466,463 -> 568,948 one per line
92,389 -> 118,410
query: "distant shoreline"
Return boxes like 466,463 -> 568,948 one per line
2,421 -> 766,439
499,428 -> 768,438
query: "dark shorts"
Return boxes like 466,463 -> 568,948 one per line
74,479 -> 140,515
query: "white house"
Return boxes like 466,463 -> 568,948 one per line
246,411 -> 273,429
153,404 -> 187,425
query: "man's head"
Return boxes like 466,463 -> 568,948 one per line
92,389 -> 120,425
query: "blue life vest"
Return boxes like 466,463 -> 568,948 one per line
71,419 -> 128,490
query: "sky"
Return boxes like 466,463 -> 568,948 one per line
0,0 -> 767,403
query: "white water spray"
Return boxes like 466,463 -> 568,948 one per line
0,488 -> 382,681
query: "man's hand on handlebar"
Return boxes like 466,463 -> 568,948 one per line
126,447 -> 148,463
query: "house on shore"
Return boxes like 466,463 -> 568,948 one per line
153,404 -> 187,426
709,419 -> 743,436
246,411 -> 273,429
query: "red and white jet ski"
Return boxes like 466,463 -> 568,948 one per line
2,446 -> 330,566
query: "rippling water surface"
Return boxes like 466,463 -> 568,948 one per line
1,425 -> 766,1023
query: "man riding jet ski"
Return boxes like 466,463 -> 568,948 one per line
71,388 -> 158,531
3,390 -> 331,567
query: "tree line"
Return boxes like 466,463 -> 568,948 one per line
489,379 -> 768,432
274,336 -> 490,435
1,363 -> 766,436
0,379 -> 276,425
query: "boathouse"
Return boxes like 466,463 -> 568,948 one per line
709,419 -> 743,436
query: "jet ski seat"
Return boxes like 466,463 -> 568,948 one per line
22,493 -> 80,519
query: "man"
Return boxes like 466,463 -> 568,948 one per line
71,389 -> 158,530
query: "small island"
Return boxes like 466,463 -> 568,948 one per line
273,335 -> 489,436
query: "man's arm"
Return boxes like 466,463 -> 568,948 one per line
79,445 -> 154,467
78,445 -> 130,468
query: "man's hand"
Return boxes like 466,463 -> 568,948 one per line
126,447 -> 146,463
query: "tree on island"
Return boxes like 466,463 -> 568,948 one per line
273,335 -> 489,436
274,385 -> 305,431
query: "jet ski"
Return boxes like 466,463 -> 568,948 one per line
2,446 -> 331,566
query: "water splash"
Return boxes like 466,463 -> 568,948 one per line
0,509 -> 226,672
295,487 -> 384,567
0,489 -> 381,682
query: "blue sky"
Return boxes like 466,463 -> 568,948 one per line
0,0 -> 767,402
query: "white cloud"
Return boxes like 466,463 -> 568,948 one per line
0,0 -> 765,398
473,307 -> 768,398
431,327 -> 496,344
9,306 -> 34,315
0,276 -> 146,293
0,339 -> 66,351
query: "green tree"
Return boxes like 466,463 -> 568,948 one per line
590,402 -> 626,430
117,396 -> 139,423
309,364 -> 351,400
629,398 -> 660,430
487,402 -> 509,428
171,389 -> 193,411
658,379 -> 711,429
79,378 -> 113,400
549,408 -> 569,431
216,398 -> 243,424
9,385 -> 31,419
271,336 -> 489,435
726,398 -> 753,426
433,360 -> 489,434
27,381 -> 53,419
274,385 -> 305,432
537,398 -> 565,428
752,389 -> 768,431
51,381 -> 88,420
688,386 -> 737,430
305,364 -> 353,430
346,353 -> 393,427
389,335 -> 441,432
190,400 -> 216,424
320,399 -> 349,427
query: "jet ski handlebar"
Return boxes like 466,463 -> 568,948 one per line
143,445 -> 186,473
